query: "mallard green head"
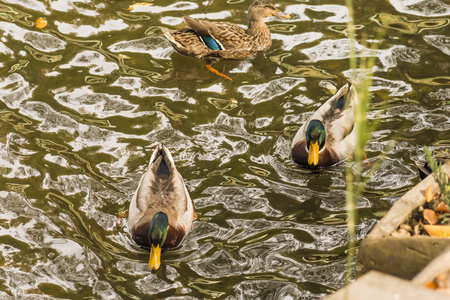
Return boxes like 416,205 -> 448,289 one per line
306,120 -> 326,166
249,0 -> 291,20
148,212 -> 168,270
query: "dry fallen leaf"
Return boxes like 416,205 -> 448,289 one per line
423,208 -> 438,225
436,201 -> 450,213
425,281 -> 438,289
414,223 -> 421,236
425,185 -> 433,202
391,228 -> 411,237
423,225 -> 450,237
437,273 -> 447,282
400,224 -> 412,231
35,18 -> 47,29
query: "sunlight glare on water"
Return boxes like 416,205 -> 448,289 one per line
0,0 -> 449,298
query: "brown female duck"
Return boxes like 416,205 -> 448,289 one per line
161,0 -> 290,80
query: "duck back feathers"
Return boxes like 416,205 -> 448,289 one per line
128,144 -> 194,249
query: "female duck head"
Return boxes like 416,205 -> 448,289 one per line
148,212 -> 169,270
306,120 -> 326,166
248,0 -> 291,21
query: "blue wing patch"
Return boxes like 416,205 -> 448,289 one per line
199,36 -> 222,50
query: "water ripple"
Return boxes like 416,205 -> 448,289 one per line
389,0 -> 450,17
0,0 -> 448,298
0,21 -> 66,52
197,186 -> 282,217
54,86 -> 137,118
238,77 -> 305,105
423,35 -> 450,55
2,0 -> 49,14
227,280 -> 305,300
0,74 -> 33,109
59,50 -> 119,76
284,4 -> 349,23
55,19 -> 129,37
108,36 -> 173,59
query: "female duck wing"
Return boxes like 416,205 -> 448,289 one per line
161,26 -> 206,58
182,16 -> 224,51
183,15 -> 254,52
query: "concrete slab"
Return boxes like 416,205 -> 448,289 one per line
324,271 -> 450,300
356,163 -> 450,279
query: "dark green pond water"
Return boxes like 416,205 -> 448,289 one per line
0,0 -> 449,298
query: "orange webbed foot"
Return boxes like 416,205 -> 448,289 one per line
206,64 -> 232,81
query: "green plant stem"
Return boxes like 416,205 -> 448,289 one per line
345,171 -> 356,285
425,147 -> 450,204
344,0 -> 358,287
344,0 -> 380,288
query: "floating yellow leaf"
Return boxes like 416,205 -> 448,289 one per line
425,185 -> 433,202
424,225 -> 450,237
423,209 -> 438,225
118,210 -> 128,219
127,2 -> 153,10
35,17 -> 47,29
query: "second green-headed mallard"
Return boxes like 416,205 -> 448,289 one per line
161,0 -> 290,80
291,83 -> 357,168
128,144 -> 195,270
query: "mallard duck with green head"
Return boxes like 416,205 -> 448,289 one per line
128,144 -> 195,270
161,0 -> 290,80
291,83 -> 357,168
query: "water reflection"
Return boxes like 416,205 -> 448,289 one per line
389,0 -> 450,17
0,0 -> 449,298
371,13 -> 449,34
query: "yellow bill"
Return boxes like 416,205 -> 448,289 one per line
308,141 -> 319,166
149,244 -> 161,270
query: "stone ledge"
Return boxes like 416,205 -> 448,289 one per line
324,270 -> 450,300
